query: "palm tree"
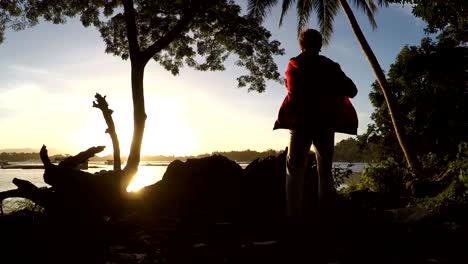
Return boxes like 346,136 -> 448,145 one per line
248,0 -> 420,176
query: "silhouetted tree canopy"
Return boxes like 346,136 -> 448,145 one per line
1,0 -> 286,182
361,33 -> 468,161
388,0 -> 467,42
0,0 -> 284,92
333,137 -> 379,162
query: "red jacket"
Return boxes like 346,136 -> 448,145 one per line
273,53 -> 358,135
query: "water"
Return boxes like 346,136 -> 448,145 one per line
0,161 -> 169,192
333,162 -> 367,173
0,161 -> 365,192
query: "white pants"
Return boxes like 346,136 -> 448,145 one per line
286,128 -> 335,217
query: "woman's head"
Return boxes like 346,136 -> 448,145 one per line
298,29 -> 322,53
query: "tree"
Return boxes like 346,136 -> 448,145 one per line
333,137 -> 380,162
0,0 -> 284,189
365,34 -> 467,161
246,0 -> 421,176
387,0 -> 467,43
333,138 -> 362,162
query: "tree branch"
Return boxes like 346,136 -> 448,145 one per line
123,0 -> 141,61
141,13 -> 193,64
40,145 -> 105,187
59,145 -> 106,169
93,93 -> 122,171
40,145 -> 52,168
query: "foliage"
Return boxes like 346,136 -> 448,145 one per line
350,142 -> 468,202
247,0 -> 388,45
334,138 -> 362,162
333,137 -> 380,162
360,157 -> 411,194
141,149 -> 283,162
415,142 -> 468,210
388,0 -> 467,42
1,0 -> 286,176
361,34 -> 467,163
0,152 -> 70,162
0,152 -> 39,162
2,149 -> 283,162
248,0 -> 422,175
0,0 -> 284,92
210,149 -> 282,162
332,163 -> 354,189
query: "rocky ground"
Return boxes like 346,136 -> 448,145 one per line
1,154 -> 467,264
1,202 -> 467,264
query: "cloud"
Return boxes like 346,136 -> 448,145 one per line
9,64 -> 50,76
0,107 -> 16,119
0,82 -> 101,152
0,83 -> 86,113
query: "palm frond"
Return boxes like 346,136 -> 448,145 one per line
350,0 -> 378,29
296,0 -> 313,34
376,0 -> 389,7
279,0 -> 295,26
247,0 -> 279,22
315,0 -> 339,45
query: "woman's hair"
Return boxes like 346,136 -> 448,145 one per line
298,29 -> 322,52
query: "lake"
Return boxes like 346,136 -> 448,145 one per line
0,161 -> 366,192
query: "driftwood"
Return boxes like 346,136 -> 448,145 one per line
40,145 -> 130,215
0,144 -> 139,219
0,178 -> 53,214
93,93 -> 121,171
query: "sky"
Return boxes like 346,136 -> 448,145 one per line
0,2 -> 426,157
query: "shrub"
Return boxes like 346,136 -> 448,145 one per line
415,142 -> 468,210
360,157 -> 411,194
332,163 -> 354,189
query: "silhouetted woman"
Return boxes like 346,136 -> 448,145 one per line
274,29 -> 358,216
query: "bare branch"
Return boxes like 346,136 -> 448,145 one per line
40,145 -> 52,168
93,93 -> 122,171
59,145 -> 106,169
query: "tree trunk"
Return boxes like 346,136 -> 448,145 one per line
124,62 -> 147,187
338,0 -> 420,176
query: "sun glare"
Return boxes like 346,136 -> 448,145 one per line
74,95 -> 198,157
73,95 -> 197,193
126,165 -> 167,192
126,168 -> 155,192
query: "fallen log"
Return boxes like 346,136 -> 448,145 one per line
39,145 -> 128,215
0,178 -> 53,214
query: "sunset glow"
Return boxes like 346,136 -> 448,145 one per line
0,4 -> 426,157
72,96 -> 199,157
126,165 -> 167,192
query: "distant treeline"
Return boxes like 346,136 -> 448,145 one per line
191,149 -> 282,162
333,137 -> 378,163
1,151 -> 284,163
0,152 -> 70,162
2,141 -> 372,163
87,150 -> 284,163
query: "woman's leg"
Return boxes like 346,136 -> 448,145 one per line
286,130 -> 313,217
312,129 -> 335,209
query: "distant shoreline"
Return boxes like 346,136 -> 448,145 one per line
1,149 -> 370,164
